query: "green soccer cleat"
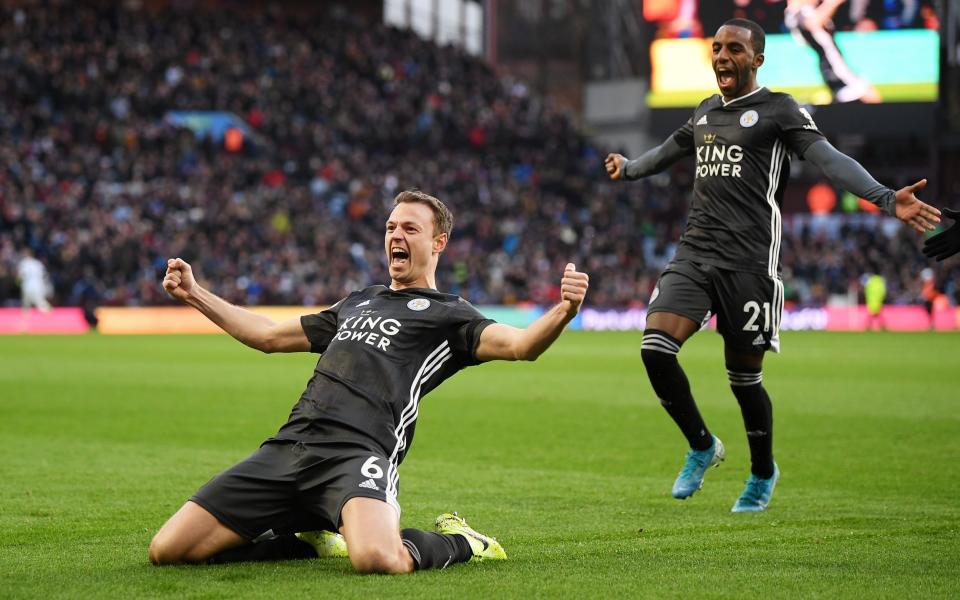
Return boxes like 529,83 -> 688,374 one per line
296,530 -> 349,558
435,512 -> 507,561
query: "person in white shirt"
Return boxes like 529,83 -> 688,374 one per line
17,249 -> 51,313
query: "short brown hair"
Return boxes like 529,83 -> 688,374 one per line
393,189 -> 453,237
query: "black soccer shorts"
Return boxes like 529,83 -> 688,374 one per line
647,259 -> 783,354
190,440 -> 399,541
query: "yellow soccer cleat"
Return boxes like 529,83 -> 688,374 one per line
296,530 -> 349,558
435,512 -> 506,561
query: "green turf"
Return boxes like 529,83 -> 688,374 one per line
1,331 -> 958,598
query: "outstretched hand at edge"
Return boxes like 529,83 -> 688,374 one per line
895,179 -> 940,234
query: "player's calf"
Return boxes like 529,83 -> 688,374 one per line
727,366 -> 775,480
641,329 -> 713,451
401,527 -> 477,569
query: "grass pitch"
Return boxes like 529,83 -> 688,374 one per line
1,331 -> 958,598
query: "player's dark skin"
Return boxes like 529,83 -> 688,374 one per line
646,24 -> 766,370
646,23 -> 939,367
711,24 -> 764,103
605,20 -> 941,502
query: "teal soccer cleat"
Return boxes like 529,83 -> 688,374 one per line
672,435 -> 725,499
435,512 -> 507,561
295,530 -> 349,558
731,463 -> 780,512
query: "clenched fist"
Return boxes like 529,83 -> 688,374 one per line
162,258 -> 197,302
560,262 -> 589,316
605,153 -> 627,180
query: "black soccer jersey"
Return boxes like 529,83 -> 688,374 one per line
273,285 -> 493,468
668,87 -> 825,277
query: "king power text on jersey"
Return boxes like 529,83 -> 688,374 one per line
334,316 -> 402,351
695,144 -> 743,179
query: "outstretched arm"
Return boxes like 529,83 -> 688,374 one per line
162,258 -> 310,353
606,137 -> 689,181
475,263 -> 589,362
804,140 -> 940,233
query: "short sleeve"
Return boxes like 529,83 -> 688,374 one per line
776,95 -> 826,158
300,295 -> 349,354
447,299 -> 495,366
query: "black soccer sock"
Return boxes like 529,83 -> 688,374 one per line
727,366 -> 775,479
206,534 -> 317,564
641,329 -> 713,450
400,529 -> 472,570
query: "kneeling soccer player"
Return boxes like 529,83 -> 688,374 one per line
149,190 -> 589,573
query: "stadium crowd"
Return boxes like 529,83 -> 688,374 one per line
0,1 -> 956,315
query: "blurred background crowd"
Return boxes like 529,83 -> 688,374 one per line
1,0 -> 957,319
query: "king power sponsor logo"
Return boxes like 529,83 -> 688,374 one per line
695,141 -> 744,179
334,314 -> 403,352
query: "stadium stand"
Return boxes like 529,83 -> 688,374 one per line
0,1 -> 956,313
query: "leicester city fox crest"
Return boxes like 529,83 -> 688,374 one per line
407,298 -> 430,311
739,110 -> 759,128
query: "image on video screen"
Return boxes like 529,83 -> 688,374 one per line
643,0 -> 939,107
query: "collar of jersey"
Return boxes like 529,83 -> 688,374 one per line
721,86 -> 766,107
386,285 -> 440,294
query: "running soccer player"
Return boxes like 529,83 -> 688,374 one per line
17,248 -> 51,314
605,19 -> 939,512
149,190 -> 589,572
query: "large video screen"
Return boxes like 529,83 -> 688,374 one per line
644,0 -> 939,108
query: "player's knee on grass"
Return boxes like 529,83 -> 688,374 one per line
148,533 -> 186,565
149,531 -> 216,565
348,542 -> 413,574
341,496 -> 413,573
149,502 -> 247,565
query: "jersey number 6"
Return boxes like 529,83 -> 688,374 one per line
361,456 -> 384,479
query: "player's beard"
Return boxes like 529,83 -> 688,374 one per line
716,63 -> 752,99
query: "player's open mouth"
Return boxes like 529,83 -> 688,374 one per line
716,67 -> 735,89
390,247 -> 410,266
